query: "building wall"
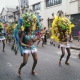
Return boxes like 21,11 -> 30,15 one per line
29,0 -> 79,29
13,11 -> 20,21
7,17 -> 14,23
1,8 -> 15,22
7,11 -> 14,22
7,11 -> 14,16
44,0 -> 68,28
1,8 -> 7,22
67,0 -> 78,15
29,0 -> 44,6
14,12 -> 19,21
0,14 -> 1,20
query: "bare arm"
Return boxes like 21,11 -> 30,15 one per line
32,36 -> 38,43
19,32 -> 28,47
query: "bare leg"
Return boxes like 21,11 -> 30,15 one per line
2,40 -> 5,52
31,52 -> 38,75
18,53 -> 29,76
59,47 -> 65,66
37,40 -> 40,47
42,38 -> 44,47
65,48 -> 71,65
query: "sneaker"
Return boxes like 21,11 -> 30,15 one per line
65,62 -> 70,65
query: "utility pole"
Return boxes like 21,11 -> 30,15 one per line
18,0 -> 22,17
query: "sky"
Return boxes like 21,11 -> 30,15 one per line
0,0 -> 19,13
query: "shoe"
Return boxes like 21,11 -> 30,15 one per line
53,44 -> 55,46
42,45 -> 44,47
59,61 -> 61,66
65,62 -> 70,65
58,45 -> 60,48
78,53 -> 80,59
3,50 -> 5,52
18,70 -> 21,76
32,70 -> 37,75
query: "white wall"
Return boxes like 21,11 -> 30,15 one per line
15,14 -> 19,21
8,17 -> 14,22
29,0 -> 44,6
0,14 -> 1,19
7,11 -> 14,22
7,11 -> 14,16
1,8 -> 7,16
1,8 -> 7,21
29,0 -> 79,28
68,1 -> 78,15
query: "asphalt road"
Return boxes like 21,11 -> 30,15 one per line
0,41 -> 80,80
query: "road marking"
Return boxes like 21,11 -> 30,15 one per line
57,50 -> 79,55
71,56 -> 78,59
7,62 -> 12,67
57,51 -> 61,54
57,51 -> 78,59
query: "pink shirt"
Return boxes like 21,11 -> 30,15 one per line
78,31 -> 80,36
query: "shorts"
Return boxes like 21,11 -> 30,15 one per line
23,48 -> 37,54
41,36 -> 44,38
60,44 -> 70,48
0,37 -> 5,41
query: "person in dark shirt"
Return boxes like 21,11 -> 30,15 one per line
43,27 -> 47,44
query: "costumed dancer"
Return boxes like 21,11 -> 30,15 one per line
37,28 -> 45,47
13,13 -> 42,76
6,23 -> 12,44
12,21 -> 18,43
78,30 -> 80,42
0,21 -> 6,52
51,10 -> 74,66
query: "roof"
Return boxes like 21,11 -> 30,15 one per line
6,7 -> 17,12
1,7 -> 17,15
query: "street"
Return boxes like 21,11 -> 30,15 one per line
0,41 -> 80,80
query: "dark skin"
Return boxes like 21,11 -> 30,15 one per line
37,31 -> 44,47
58,28 -> 71,66
18,27 -> 38,76
0,28 -> 5,52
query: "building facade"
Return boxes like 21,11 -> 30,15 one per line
0,7 -> 16,23
29,0 -> 79,29
0,13 -> 1,20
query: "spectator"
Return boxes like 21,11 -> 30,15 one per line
43,27 -> 47,44
78,31 -> 80,42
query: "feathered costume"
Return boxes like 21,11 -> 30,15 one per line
0,21 -> 6,40
51,11 -> 74,42
12,13 -> 42,55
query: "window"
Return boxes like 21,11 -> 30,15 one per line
48,18 -> 53,28
8,15 -> 13,19
33,3 -> 40,11
46,0 -> 62,7
70,0 -> 77,1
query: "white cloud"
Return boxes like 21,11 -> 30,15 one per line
0,0 -> 19,13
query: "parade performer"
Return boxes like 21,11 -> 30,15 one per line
13,13 -> 42,76
51,10 -> 74,66
6,23 -> 12,44
0,21 -> 6,52
37,28 -> 45,47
